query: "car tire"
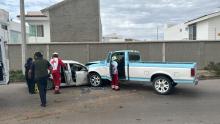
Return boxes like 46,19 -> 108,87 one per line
89,73 -> 102,87
152,76 -> 172,95
172,83 -> 178,87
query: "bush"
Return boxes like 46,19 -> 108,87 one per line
204,62 -> 220,76
10,70 -> 26,82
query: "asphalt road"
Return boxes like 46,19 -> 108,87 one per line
0,79 -> 220,124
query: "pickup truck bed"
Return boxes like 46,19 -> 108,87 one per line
132,61 -> 196,68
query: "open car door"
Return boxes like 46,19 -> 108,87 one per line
72,64 -> 88,86
76,70 -> 88,86
0,39 -> 9,85
64,68 -> 72,85
0,62 -> 4,84
60,64 -> 72,86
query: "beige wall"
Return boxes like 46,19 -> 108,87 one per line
7,41 -> 220,71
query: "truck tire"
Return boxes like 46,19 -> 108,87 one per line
172,83 -> 178,87
152,76 -> 172,95
89,73 -> 102,87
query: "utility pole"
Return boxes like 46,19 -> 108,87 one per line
20,0 -> 27,74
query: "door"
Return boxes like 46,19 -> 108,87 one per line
0,62 -> 4,82
0,40 -> 9,85
0,45 -> 4,84
127,52 -> 142,81
63,63 -> 73,85
75,64 -> 88,86
70,63 -> 88,86
110,52 -> 126,80
76,71 -> 88,86
60,63 -> 72,86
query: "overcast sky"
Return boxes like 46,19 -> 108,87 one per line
0,0 -> 220,40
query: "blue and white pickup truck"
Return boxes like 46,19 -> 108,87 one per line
86,50 -> 198,95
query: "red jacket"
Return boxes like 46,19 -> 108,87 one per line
50,58 -> 65,73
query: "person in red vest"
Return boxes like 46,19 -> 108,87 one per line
50,52 -> 65,94
111,56 -> 119,91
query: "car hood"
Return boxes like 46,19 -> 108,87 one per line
85,60 -> 105,66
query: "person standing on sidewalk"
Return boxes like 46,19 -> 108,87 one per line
111,56 -> 120,91
25,58 -> 35,94
50,52 -> 65,94
29,52 -> 52,107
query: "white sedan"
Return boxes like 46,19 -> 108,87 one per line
47,60 -> 89,89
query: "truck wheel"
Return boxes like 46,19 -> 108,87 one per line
89,73 -> 102,87
172,83 -> 178,87
152,76 -> 172,95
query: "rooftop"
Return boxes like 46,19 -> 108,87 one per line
185,11 -> 220,25
17,11 -> 47,18
41,0 -> 66,12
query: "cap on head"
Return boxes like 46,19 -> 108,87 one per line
53,52 -> 58,55
112,56 -> 117,61
52,52 -> 59,58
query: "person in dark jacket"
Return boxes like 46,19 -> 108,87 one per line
29,52 -> 52,107
25,58 -> 35,94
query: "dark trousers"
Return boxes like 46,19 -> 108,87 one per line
26,78 -> 35,94
36,77 -> 48,105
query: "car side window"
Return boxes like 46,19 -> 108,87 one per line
128,52 -> 141,62
80,66 -> 88,71
69,64 -> 87,72
111,52 -> 124,62
64,63 -> 68,70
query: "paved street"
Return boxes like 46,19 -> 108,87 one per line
0,79 -> 220,124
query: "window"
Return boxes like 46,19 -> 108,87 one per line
1,25 -> 7,30
29,25 -> 44,37
129,52 -> 140,62
111,52 -> 125,62
189,24 -> 196,40
10,30 -> 21,43
107,52 -> 112,63
69,64 -> 87,72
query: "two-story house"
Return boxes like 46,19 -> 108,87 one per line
164,11 -> 220,40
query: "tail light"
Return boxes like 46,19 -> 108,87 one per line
191,68 -> 195,77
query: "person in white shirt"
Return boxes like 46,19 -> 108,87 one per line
50,52 -> 65,94
111,56 -> 119,90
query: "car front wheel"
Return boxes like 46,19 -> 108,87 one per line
153,76 -> 172,95
89,73 -> 102,87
